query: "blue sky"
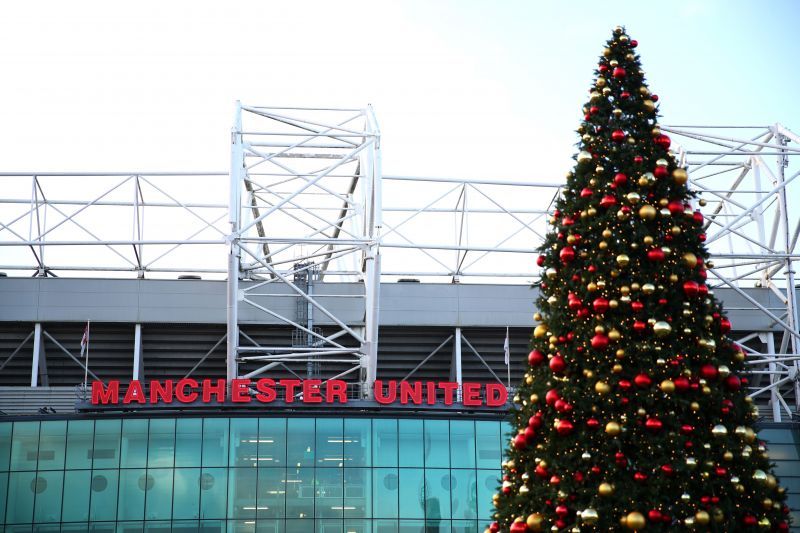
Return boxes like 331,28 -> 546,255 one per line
0,0 -> 797,180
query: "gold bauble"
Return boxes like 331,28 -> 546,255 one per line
602,228 -> 612,238
695,511 -> 710,525
643,100 -> 655,113
533,312 -> 542,321
683,252 -> 698,268
631,282 -> 640,291
669,274 -> 679,282
712,508 -> 725,523
723,451 -> 734,461
712,424 -> 728,438
734,350 -> 746,362
616,254 -> 630,267
595,381 -> 611,394
598,482 -> 614,496
763,498 -> 773,510
660,380 -> 675,393
639,86 -> 650,96
527,513 -> 544,531
753,469 -> 767,482
670,226 -> 681,235
766,474 -> 778,489
605,421 -> 621,435
638,176 -> 649,187
686,457 -> 697,469
534,325 -> 548,339
613,108 -> 623,118
653,321 -> 671,337
624,511 -> 646,530
546,267 -> 557,279
617,209 -> 629,220
609,299 -> 619,309
673,168 -> 688,185
639,205 -> 657,220
643,235 -> 654,246
616,348 -> 626,359
612,363 -> 623,373
608,329 -> 621,341
581,509 -> 599,525
655,158 -> 668,167
718,365 -> 731,378
596,77 -> 607,88
577,151 -> 592,164
690,402 -> 700,411
589,91 -> 601,101
759,518 -> 771,528
603,48 -> 612,57
642,283 -> 655,294
530,393 -> 539,403
626,192 -> 641,204
599,241 -> 608,250
587,282 -> 598,292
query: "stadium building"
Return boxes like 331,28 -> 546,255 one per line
0,106 -> 798,532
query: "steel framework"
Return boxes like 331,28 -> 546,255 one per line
0,107 -> 797,418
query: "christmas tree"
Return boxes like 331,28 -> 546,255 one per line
488,28 -> 790,532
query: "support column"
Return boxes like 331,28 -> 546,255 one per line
453,327 -> 463,401
227,102 -> 243,393
761,332 -> 781,422
133,324 -> 144,381
30,323 -> 42,387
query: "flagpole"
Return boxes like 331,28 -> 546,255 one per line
505,326 -> 511,389
83,321 -> 90,398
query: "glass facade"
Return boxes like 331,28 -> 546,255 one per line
0,416 -> 510,532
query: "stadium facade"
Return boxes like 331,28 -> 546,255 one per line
0,106 -> 798,531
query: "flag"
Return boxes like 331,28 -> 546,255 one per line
503,327 -> 510,366
80,322 -> 90,357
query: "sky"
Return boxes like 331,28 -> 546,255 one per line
1,0 -> 799,180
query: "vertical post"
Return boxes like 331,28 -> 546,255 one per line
31,323 -> 42,387
227,101 -> 243,393
773,128 -> 800,412
363,107 -> 382,399
762,332 -> 781,422
453,327 -> 463,401
133,323 -> 143,381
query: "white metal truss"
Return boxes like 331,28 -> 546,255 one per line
0,112 -> 797,417
227,104 -> 382,398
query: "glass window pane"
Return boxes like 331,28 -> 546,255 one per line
171,521 -> 200,533
200,467 -> 228,519
284,467 -> 313,519
258,418 -> 286,466
398,519 -> 425,533
285,520 -> 312,533
373,468 -> 398,519
66,420 -> 94,470
477,470 -> 499,523
175,418 -> 203,467
315,467 -> 343,518
373,419 -> 397,467
315,519 -> 343,532
316,418 -> 343,467
120,419 -> 148,468
202,419 -> 229,468
423,420 -> 449,468
344,467 -> 371,518
117,468 -> 146,520
173,468 -> 201,520
452,520 -> 478,533
397,420 -> 423,468
286,419 -> 315,467
475,421 -> 501,469
228,467 -> 257,518
142,522 -> 171,533
0,471 -> 6,523
89,469 -> 119,521
61,469 -> 91,522
374,520 -> 398,533
10,421 -> 39,471
345,519 -> 371,533
449,420 -> 475,469
450,469 -> 477,520
398,468 -> 424,519
230,418 -> 259,467
93,419 -> 121,469
148,419 -> 175,468
344,418 -> 371,467
33,470 -> 63,522
0,423 -> 11,471
144,468 -> 173,520
37,420 -> 66,470
6,470 -> 35,523
198,521 -> 224,533
424,469 -> 451,520
254,518 -> 283,533
257,467 -> 285,519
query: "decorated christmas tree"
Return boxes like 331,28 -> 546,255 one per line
488,28 -> 790,532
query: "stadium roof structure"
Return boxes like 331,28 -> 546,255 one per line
0,105 -> 798,421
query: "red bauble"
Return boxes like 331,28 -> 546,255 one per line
648,510 -> 662,523
568,297 -> 582,311
634,155 -> 643,164
590,333 -> 609,350
549,474 -> 561,485
529,414 -> 543,430
580,187 -> 593,198
593,297 -> 610,313
536,255 -> 546,267
667,200 -> 683,215
647,248 -> 665,262
660,464 -> 674,476
621,91 -> 631,99
513,433 -> 527,450
634,373 -> 652,388
577,308 -> 590,319
634,472 -> 648,482
556,419 -> 574,436
673,378 -> 689,395
645,417 -> 663,433
528,349 -> 546,366
700,363 -> 718,380
725,375 -> 742,391
598,64 -> 608,73
510,521 -> 528,533
612,66 -> 626,79
524,426 -> 535,442
599,194 -> 617,208
720,317 -> 731,333
655,134 -> 671,149
618,379 -> 632,391
545,389 -> 560,406
559,246 -> 575,264
489,522 -> 499,533
555,504 -> 569,518
683,280 -> 700,297
632,320 -> 646,333
698,283 -> 709,296
631,301 -> 644,313
653,166 -> 668,178
535,464 -> 548,478
743,516 -> 758,527
630,39 -> 638,48
589,106 -> 599,115
680,424 -> 694,435
611,129 -> 626,142
715,466 -> 728,477
614,172 -> 627,185
586,418 -> 600,430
